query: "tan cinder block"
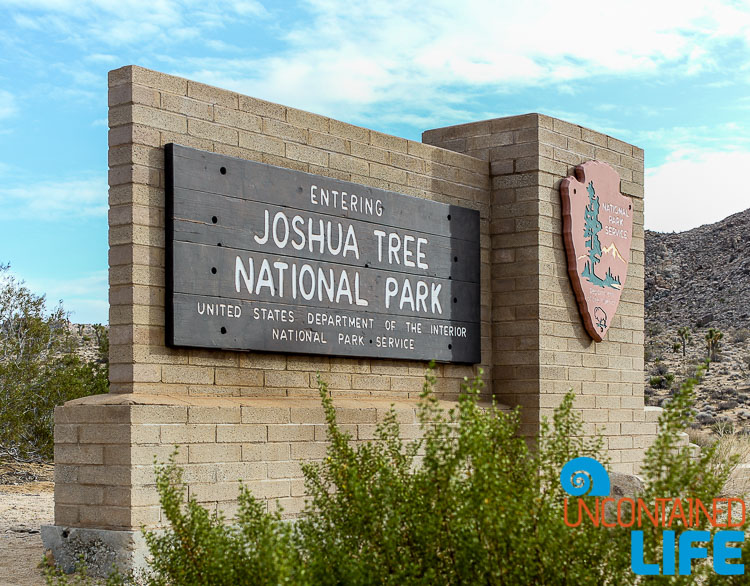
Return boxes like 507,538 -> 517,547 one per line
267,461 -> 304,479
241,406 -> 291,424
330,152 -> 369,176
244,479 -> 291,499
54,504 -> 80,526
215,368 -> 264,387
130,405 -> 188,424
290,442 -> 329,460
160,424 -> 216,444
187,80 -> 238,108
644,407 -> 663,423
214,106 -> 262,132
108,83 -> 161,108
351,141 -> 389,164
265,371 -> 309,388
239,94 -> 285,120
286,142 -> 329,167
162,365 -> 214,385
352,374 -> 390,391
238,131 -> 285,156
189,444 -> 241,463
263,117 -> 307,144
309,130 -> 348,154
78,465 -> 130,486
161,93 -> 213,121
216,424 -> 266,443
217,462 -> 267,482
242,443 -> 290,461
189,481 -> 241,503
268,425 -> 315,443
188,118 -> 238,145
54,445 -> 104,465
289,407 -> 326,424
54,425 -> 79,444
314,372 -> 352,390
240,353 -> 286,370
188,406 -> 241,424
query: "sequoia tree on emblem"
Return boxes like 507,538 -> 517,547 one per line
560,161 -> 633,342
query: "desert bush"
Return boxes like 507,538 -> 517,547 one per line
86,364 -> 736,585
649,375 -> 670,389
741,354 -> 750,378
0,265 -> 108,459
651,361 -> 670,377
732,329 -> 750,344
126,372 -> 632,585
143,457 -> 299,585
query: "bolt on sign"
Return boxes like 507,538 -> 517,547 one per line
560,161 -> 633,342
165,144 -> 481,363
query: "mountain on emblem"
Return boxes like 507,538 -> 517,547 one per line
560,161 -> 633,342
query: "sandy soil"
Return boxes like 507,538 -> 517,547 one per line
0,461 -> 54,586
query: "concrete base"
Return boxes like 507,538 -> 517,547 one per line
41,525 -> 149,578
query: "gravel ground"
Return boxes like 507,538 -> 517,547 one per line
0,461 -> 54,586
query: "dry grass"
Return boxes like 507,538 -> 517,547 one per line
694,430 -> 750,497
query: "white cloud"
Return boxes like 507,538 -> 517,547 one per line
7,0 -> 750,126
0,175 -> 107,220
646,150 -> 750,232
2,0 -> 266,48
23,271 -> 109,324
3,269 -> 109,324
0,90 -> 17,120
152,0 -> 750,130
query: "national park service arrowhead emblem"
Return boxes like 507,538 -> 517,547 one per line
560,161 -> 632,342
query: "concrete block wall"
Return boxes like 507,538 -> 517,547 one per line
54,392 -> 461,529
48,67 -> 655,573
107,65 -> 493,400
424,114 -> 650,474
52,65 -> 496,541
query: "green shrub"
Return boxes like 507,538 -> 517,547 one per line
65,363 -> 734,585
142,456 -> 299,585
294,372 -> 630,585
0,265 -> 108,459
649,373 -> 674,389
133,371 -> 633,585
732,329 -> 749,344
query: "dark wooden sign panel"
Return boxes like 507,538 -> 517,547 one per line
165,144 -> 481,363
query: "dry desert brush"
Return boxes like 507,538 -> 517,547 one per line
93,366 -> 739,585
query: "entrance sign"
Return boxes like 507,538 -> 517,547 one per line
560,161 -> 633,342
165,144 -> 481,363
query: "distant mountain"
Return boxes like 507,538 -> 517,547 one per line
644,208 -> 750,430
645,208 -> 750,331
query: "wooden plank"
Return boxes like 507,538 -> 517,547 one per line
171,241 -> 480,323
171,293 -> 481,363
170,144 -> 480,243
165,143 -> 482,363
172,187 -> 480,283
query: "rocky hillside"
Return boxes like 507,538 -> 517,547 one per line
644,208 -> 750,430
645,208 -> 750,331
65,322 -> 106,363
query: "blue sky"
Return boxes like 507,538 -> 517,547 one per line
1,0 -> 750,324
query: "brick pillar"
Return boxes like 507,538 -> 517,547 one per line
424,114 -> 651,473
